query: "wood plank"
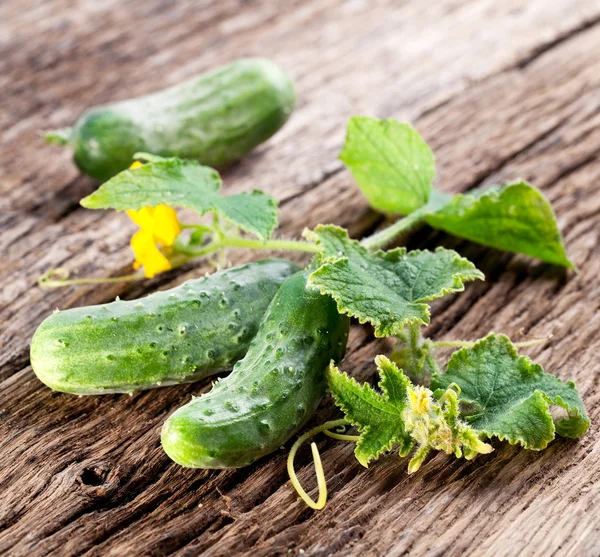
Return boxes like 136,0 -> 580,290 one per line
2,0 -> 599,376
171,22 -> 600,557
1,1 -> 599,555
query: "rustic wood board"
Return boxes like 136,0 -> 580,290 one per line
1,1 -> 599,555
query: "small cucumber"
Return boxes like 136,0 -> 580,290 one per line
46,58 -> 296,180
161,271 -> 350,468
30,259 -> 299,395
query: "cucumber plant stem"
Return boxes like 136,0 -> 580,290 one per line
44,128 -> 72,145
433,338 -> 550,349
361,211 -> 425,251
38,268 -> 143,288
39,231 -> 319,288
221,236 -> 320,253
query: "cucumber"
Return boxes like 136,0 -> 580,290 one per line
30,259 -> 300,395
46,58 -> 296,180
161,271 -> 350,469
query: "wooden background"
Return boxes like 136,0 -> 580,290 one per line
1,1 -> 600,555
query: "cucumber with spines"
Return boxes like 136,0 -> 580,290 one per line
161,271 -> 350,468
46,58 -> 296,180
30,259 -> 299,395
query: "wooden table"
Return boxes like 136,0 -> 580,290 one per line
1,1 -> 599,555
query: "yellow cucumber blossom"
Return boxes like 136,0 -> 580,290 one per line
403,384 -> 493,473
125,164 -> 182,278
408,386 -> 431,415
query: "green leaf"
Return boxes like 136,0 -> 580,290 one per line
340,116 -> 435,214
328,356 -> 493,471
424,182 -> 573,268
306,225 -> 484,337
80,156 -> 278,240
432,334 -> 590,449
327,356 -> 413,467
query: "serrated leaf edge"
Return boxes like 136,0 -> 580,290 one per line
480,390 -> 556,451
307,235 -> 483,337
442,333 -> 589,448
377,246 -> 485,303
308,263 -> 431,337
326,363 -> 408,467
81,158 -> 279,240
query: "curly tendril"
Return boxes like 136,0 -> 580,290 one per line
287,418 -> 353,510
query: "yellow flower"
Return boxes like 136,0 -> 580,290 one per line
408,386 -> 431,415
126,202 -> 181,279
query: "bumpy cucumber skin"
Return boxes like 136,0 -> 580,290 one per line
161,272 -> 350,469
66,58 -> 295,180
30,260 -> 300,395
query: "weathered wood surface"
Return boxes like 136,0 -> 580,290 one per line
1,1 -> 600,555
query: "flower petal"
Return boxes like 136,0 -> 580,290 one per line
130,228 -> 172,278
126,206 -> 155,230
152,204 -> 181,246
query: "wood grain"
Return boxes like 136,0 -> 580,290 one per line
1,1 -> 599,556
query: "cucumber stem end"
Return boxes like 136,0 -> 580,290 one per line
44,128 -> 72,146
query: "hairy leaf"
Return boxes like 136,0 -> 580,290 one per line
424,182 -> 573,267
340,116 -> 435,214
306,225 -> 483,336
327,357 -> 413,467
328,356 -> 492,471
81,155 -> 278,239
432,334 -> 589,449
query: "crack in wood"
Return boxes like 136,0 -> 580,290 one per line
516,12 -> 600,69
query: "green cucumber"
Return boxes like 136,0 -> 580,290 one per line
46,58 -> 296,180
161,271 -> 350,469
30,259 -> 299,395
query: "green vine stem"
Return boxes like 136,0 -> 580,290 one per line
361,190 -> 453,251
40,183 -> 443,289
425,352 -> 442,376
39,182 -> 453,287
39,230 -> 319,288
432,336 -> 552,349
361,210 -> 426,251
219,236 -> 320,253
212,214 -> 227,268
44,128 -> 72,145
287,418 -> 350,510
170,232 -> 320,268
38,268 -> 143,288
